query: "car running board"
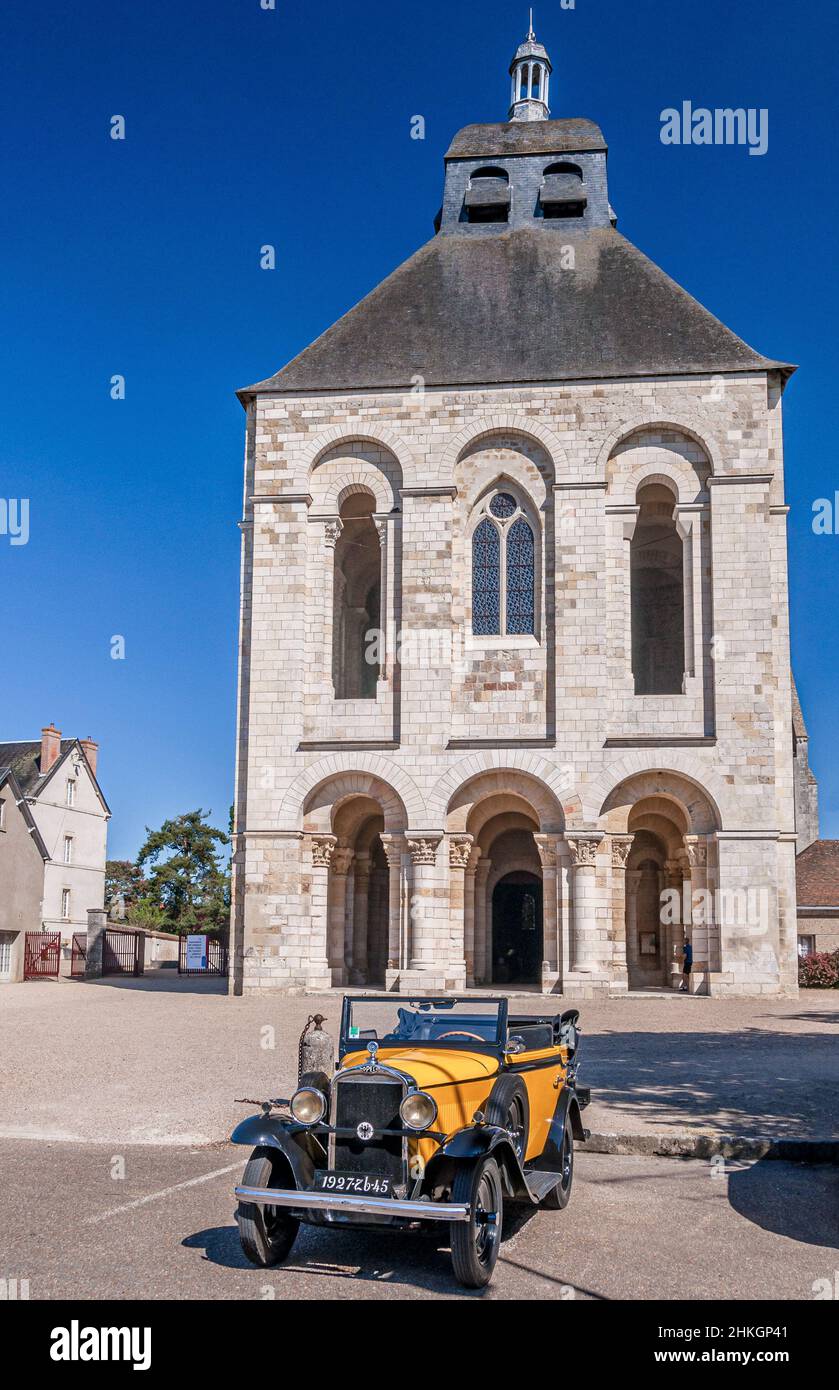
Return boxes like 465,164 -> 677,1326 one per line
525,1170 -> 564,1201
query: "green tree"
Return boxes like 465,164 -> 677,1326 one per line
136,810 -> 230,936
105,860 -> 147,920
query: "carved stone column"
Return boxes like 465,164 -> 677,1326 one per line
567,834 -> 604,972
308,834 -> 336,985
328,845 -> 353,986
463,845 -> 482,986
625,868 -> 642,982
448,835 -> 473,983
663,857 -> 685,988
406,837 -> 443,972
379,834 -> 405,985
684,835 -> 713,989
474,859 -> 492,984
609,835 -> 634,985
534,834 -> 561,991
350,851 -> 371,985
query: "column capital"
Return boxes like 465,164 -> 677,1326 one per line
566,833 -> 603,868
448,834 -> 474,869
533,833 -> 560,870
407,836 -> 442,867
379,833 -> 405,868
684,835 -> 708,868
332,846 -> 354,876
323,518 -> 343,548
610,834 -> 635,869
309,833 -> 338,868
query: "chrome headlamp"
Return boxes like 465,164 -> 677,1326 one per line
290,1086 -> 326,1125
399,1090 -> 438,1131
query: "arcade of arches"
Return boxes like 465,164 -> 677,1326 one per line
299,768 -> 734,995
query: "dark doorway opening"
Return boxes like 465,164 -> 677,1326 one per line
491,873 -> 543,985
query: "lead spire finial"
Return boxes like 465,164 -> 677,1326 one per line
528,9 -> 535,40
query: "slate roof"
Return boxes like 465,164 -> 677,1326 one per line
0,767 -> 50,860
0,740 -> 75,796
240,226 -> 793,399
796,841 -> 839,908
446,118 -> 606,158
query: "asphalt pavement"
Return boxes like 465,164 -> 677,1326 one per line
2,1139 -> 837,1301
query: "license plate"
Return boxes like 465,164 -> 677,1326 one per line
314,1170 -> 392,1196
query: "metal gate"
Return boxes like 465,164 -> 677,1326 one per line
102,929 -> 143,977
70,933 -> 87,977
178,937 -> 229,977
24,931 -> 61,979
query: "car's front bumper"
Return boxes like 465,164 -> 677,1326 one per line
235,1183 -> 470,1223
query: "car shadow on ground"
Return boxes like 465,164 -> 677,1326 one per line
183,1200 -> 558,1296
726,1158 -> 839,1250
583,1028 -> 839,1137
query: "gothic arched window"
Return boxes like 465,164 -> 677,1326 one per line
471,489 -> 536,637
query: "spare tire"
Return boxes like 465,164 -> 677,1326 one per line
484,1074 -> 530,1164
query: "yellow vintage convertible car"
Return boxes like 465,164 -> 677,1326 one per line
232,996 -> 590,1288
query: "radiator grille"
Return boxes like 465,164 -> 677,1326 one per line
331,1074 -> 405,1186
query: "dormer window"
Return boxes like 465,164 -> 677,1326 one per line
465,167 -> 511,224
540,162 -> 587,219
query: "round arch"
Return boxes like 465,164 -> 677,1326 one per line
280,756 -> 425,830
440,415 -> 570,479
441,765 -> 566,834
595,417 -> 723,482
589,757 -> 726,834
431,753 -> 573,826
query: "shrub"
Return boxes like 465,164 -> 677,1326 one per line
799,949 -> 839,989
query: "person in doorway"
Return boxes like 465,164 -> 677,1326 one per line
680,937 -> 693,993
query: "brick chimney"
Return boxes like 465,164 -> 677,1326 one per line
40,724 -> 62,774
79,737 -> 98,777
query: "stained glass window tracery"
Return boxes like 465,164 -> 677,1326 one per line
470,488 -> 536,638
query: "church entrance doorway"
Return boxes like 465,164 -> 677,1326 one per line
491,872 -> 543,985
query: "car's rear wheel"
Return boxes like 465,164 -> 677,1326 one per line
450,1156 -> 503,1288
541,1110 -> 574,1210
237,1149 -> 299,1267
485,1075 -> 529,1164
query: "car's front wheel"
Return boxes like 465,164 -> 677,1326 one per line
236,1149 -> 299,1267
450,1156 -> 503,1288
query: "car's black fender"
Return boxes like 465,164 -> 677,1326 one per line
230,1115 -> 319,1190
422,1124 -> 532,1201
539,1084 -> 588,1171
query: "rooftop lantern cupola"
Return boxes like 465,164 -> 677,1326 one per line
508,13 -> 552,123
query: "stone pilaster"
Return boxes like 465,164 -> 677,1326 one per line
380,834 -> 405,989
534,833 -> 561,992
608,835 -> 634,992
328,845 -> 353,987
447,835 -> 474,984
306,834 -> 336,989
350,851 -> 371,985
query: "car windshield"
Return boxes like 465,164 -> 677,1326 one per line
342,998 -> 504,1049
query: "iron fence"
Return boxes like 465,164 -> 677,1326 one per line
102,928 -> 143,977
178,937 -> 229,977
24,931 -> 61,979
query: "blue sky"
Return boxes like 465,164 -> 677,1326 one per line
2,0 -> 838,857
